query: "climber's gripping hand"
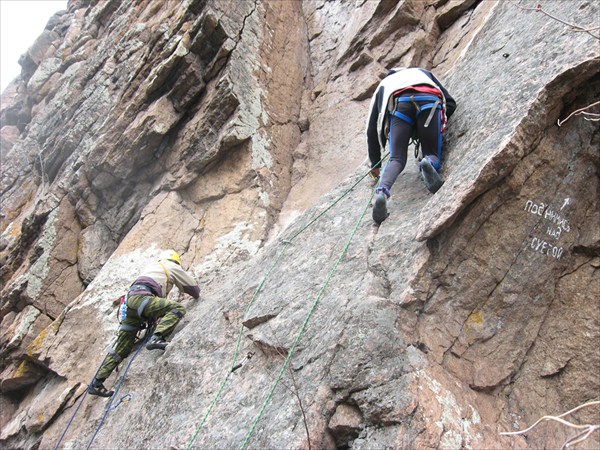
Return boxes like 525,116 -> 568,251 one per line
369,167 -> 380,181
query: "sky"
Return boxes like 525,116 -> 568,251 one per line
0,0 -> 68,93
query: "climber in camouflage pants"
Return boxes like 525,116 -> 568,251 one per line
89,250 -> 200,397
94,295 -> 186,379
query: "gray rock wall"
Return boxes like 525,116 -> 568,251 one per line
0,0 -> 598,449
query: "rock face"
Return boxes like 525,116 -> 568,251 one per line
1,0 -> 598,449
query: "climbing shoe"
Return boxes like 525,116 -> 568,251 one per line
419,158 -> 444,194
88,378 -> 114,397
146,334 -> 167,351
372,192 -> 389,224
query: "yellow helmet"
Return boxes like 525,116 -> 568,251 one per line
159,249 -> 181,265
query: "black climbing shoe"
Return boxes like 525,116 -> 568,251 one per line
420,158 -> 444,194
146,335 -> 167,351
88,378 -> 114,397
372,192 -> 389,224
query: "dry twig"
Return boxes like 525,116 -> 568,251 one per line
266,325 -> 312,450
500,401 -> 600,449
510,2 -> 600,127
557,100 -> 600,126
511,2 -> 600,39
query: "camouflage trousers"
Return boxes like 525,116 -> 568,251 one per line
95,294 -> 186,381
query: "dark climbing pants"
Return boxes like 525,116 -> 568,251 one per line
379,94 -> 443,194
95,295 -> 186,381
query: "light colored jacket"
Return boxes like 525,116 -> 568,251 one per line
132,259 -> 200,299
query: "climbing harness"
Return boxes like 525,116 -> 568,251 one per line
122,286 -> 153,325
186,160 -> 386,450
393,94 -> 442,128
393,94 -> 444,165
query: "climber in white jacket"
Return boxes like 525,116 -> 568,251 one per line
365,67 -> 457,224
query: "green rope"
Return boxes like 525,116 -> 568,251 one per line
239,187 -> 376,449
285,156 -> 386,242
186,243 -> 290,450
186,155 -> 388,449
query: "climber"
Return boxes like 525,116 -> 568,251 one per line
88,250 -> 200,397
366,67 -> 456,224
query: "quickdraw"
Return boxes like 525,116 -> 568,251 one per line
109,393 -> 133,411
231,352 -> 255,373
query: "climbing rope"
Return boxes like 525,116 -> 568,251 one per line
186,157 -> 388,449
53,385 -> 89,450
239,183 -> 376,449
185,243 -> 291,449
85,324 -> 155,450
53,322 -> 155,450
284,160 -> 384,242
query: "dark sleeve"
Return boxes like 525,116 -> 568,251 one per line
183,285 -> 200,299
423,70 -> 457,119
367,86 -> 383,168
170,264 -> 201,299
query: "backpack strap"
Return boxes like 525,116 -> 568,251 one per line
158,261 -> 169,279
158,261 -> 172,294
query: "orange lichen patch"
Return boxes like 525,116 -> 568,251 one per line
26,313 -> 64,357
1,221 -> 22,238
27,326 -> 51,357
13,360 -> 31,378
467,311 -> 484,325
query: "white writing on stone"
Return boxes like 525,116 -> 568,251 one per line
524,200 -> 571,232
546,226 -> 561,239
531,237 -> 563,259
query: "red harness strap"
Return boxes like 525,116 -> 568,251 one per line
392,85 -> 442,98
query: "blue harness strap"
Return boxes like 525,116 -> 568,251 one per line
392,95 -> 444,166
395,94 -> 440,103
393,95 -> 442,126
417,101 -> 440,112
392,110 -> 414,125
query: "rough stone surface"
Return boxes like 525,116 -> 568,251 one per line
0,0 -> 598,449
329,403 -> 364,447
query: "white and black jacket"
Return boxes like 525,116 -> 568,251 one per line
366,67 -> 456,168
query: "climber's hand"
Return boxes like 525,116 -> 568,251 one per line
369,167 -> 380,180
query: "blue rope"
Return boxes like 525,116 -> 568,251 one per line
86,329 -> 153,450
53,386 -> 88,450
